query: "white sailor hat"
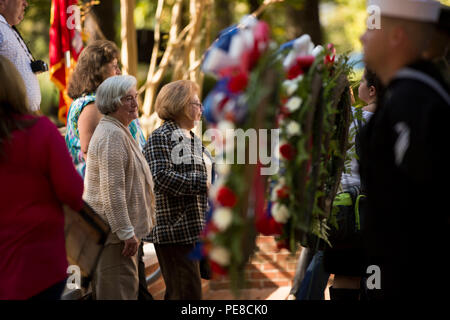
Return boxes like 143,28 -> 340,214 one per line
368,0 -> 441,23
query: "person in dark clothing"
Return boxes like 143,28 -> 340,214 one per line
325,68 -> 382,301
359,0 -> 450,300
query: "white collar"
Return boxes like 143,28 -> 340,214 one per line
0,14 -> 9,25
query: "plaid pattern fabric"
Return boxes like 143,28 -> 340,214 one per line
143,120 -> 208,244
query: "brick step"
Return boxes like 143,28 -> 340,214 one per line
143,236 -> 303,300
209,236 -> 301,291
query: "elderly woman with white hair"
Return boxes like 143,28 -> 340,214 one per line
83,75 -> 155,300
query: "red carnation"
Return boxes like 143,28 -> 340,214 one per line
324,43 -> 336,67
279,143 -> 297,160
280,104 -> 291,116
324,54 -> 335,66
228,71 -> 249,93
296,55 -> 315,71
268,217 -> 283,235
216,186 -> 237,207
255,213 -> 283,236
276,185 -> 289,199
210,260 -> 228,276
287,63 -> 304,80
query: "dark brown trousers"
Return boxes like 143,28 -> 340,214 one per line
154,243 -> 202,300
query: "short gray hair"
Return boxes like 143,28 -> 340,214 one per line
95,75 -> 137,115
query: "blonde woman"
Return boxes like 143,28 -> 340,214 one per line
143,80 -> 211,300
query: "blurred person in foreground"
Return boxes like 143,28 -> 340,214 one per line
324,68 -> 382,300
359,0 -> 450,300
83,75 -> 155,300
0,56 -> 83,300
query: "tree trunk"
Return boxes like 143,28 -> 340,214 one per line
248,0 -> 260,13
83,12 -> 106,42
120,0 -> 138,77
214,0 -> 233,34
285,0 -> 322,45
90,0 -> 117,41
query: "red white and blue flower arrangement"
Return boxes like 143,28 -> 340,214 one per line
194,16 -> 353,292
267,35 -> 353,253
195,16 -> 280,290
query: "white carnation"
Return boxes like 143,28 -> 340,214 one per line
212,207 -> 233,231
286,96 -> 302,113
283,51 -> 296,70
286,121 -> 301,137
282,80 -> 298,96
210,246 -> 231,266
312,45 -> 324,57
271,202 -> 290,224
293,34 -> 314,56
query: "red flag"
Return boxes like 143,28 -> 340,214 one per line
49,0 -> 84,124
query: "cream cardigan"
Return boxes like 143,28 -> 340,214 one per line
84,115 -> 155,242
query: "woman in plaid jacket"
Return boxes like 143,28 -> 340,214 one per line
143,80 -> 211,300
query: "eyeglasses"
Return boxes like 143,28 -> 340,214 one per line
121,94 -> 138,103
191,102 -> 203,108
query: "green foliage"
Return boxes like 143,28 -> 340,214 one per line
18,0 -> 51,62
321,0 -> 367,53
37,72 -> 60,124
270,46 -> 354,251
284,0 -> 306,10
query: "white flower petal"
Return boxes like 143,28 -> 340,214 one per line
312,45 -> 324,57
229,34 -> 245,60
210,246 -> 231,266
286,83 -> 298,96
271,203 -> 290,224
307,42 -> 315,55
293,34 -> 313,56
286,121 -> 301,137
286,96 -> 302,113
212,207 -> 233,231
240,15 -> 258,28
283,51 -> 296,70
